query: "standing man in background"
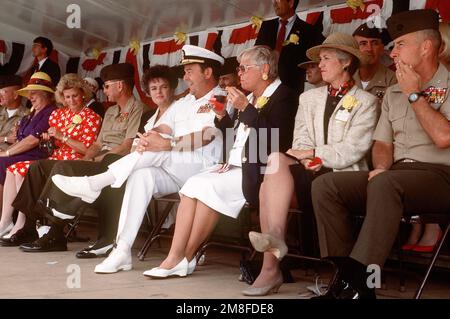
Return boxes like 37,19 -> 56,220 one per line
255,0 -> 324,96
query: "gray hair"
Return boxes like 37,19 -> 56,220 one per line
417,29 -> 442,51
320,48 -> 359,75
237,45 -> 278,80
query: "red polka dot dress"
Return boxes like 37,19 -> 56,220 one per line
8,107 -> 102,177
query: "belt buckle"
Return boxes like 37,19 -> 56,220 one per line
402,159 -> 416,163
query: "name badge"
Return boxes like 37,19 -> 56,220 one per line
335,109 -> 350,122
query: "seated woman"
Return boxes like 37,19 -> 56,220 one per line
0,72 -> 57,238
0,74 -> 101,242
73,64 -> 179,258
142,45 -> 298,278
245,33 -> 379,296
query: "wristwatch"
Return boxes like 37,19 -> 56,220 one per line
408,92 -> 425,103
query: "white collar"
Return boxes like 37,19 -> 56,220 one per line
86,99 -> 95,107
247,78 -> 282,103
279,14 -> 296,26
38,57 -> 48,69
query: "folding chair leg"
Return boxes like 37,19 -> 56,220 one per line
65,206 -> 87,241
137,202 -> 174,260
414,222 -> 450,299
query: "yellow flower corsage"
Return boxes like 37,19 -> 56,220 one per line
283,34 -> 300,46
342,95 -> 359,112
67,114 -> 83,134
255,96 -> 269,110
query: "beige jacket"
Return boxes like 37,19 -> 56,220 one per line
292,85 -> 378,171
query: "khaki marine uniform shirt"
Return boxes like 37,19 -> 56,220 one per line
373,63 -> 450,166
96,96 -> 144,151
0,104 -> 30,149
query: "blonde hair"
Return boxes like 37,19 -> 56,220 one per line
55,73 -> 92,105
439,22 -> 450,64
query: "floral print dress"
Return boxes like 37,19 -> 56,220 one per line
7,107 -> 101,177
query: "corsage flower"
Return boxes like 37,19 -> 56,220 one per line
67,114 -> 83,133
283,34 -> 300,46
341,95 -> 359,112
255,96 -> 269,110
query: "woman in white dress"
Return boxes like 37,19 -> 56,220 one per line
143,45 -> 299,278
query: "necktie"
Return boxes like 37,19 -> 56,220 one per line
275,19 -> 288,53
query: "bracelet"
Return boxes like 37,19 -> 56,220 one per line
170,138 -> 177,149
62,135 -> 69,144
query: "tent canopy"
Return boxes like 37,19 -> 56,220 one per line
0,0 -> 345,57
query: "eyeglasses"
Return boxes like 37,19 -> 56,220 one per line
236,64 -> 259,73
103,80 -> 122,90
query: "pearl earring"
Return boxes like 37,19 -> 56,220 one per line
262,74 -> 268,81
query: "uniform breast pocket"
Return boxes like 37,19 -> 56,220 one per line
389,106 -> 408,132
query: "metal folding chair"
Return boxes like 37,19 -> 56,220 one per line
137,193 -> 180,260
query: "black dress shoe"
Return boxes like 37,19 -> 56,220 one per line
76,241 -> 113,259
20,233 -> 67,252
0,228 -> 38,247
311,257 -> 376,300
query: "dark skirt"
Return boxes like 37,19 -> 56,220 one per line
289,163 -> 332,211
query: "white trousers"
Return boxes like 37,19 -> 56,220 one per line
110,150 -> 218,248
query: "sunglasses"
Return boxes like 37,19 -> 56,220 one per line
103,80 -> 122,90
236,64 -> 259,73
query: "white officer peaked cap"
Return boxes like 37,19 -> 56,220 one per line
180,45 -> 225,66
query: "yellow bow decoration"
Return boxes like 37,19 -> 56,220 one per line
129,40 -> 140,56
174,32 -> 187,45
67,114 -> 83,134
250,16 -> 263,33
255,96 -> 269,110
346,0 -> 365,13
342,95 -> 359,111
90,48 -> 101,59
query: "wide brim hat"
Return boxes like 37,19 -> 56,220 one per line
306,32 -> 366,65
180,44 -> 224,66
16,72 -> 55,97
297,60 -> 319,69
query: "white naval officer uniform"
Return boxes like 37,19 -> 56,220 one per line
108,89 -> 223,248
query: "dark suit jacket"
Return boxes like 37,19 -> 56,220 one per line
87,100 -> 105,119
215,83 -> 298,207
38,58 -> 61,86
255,16 -> 324,96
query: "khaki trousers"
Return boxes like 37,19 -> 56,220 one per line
311,162 -> 450,266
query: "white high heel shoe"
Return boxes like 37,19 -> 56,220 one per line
249,231 -> 288,260
187,257 -> 197,275
143,258 -> 189,278
0,223 -> 13,238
